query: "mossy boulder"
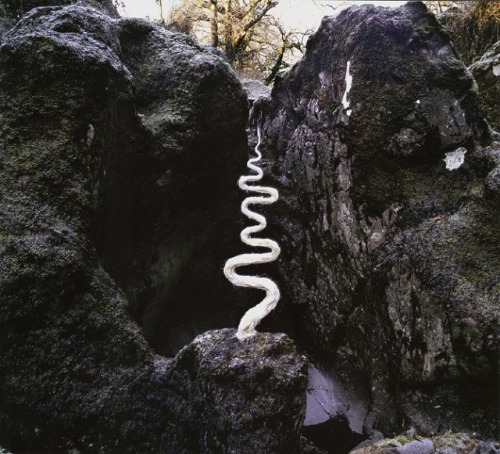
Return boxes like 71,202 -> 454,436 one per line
251,1 -> 498,441
174,329 -> 308,453
0,4 -> 307,453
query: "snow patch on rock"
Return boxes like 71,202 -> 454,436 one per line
443,147 -> 467,170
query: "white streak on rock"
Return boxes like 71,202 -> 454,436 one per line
444,147 -> 467,170
341,60 -> 353,116
86,124 -> 95,147
224,129 -> 281,340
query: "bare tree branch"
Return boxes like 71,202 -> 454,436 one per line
167,0 -> 310,82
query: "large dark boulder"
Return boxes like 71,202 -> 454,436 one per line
0,2 -> 251,360
0,4 -> 308,452
175,329 -> 308,453
251,1 -> 498,443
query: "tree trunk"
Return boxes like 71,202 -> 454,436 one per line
210,0 -> 219,48
264,44 -> 286,85
223,0 -> 235,64
156,0 -> 165,23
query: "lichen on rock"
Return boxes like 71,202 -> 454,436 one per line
350,433 -> 499,454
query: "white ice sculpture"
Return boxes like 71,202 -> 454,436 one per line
223,128 -> 281,340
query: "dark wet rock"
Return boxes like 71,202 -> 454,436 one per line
110,17 -> 250,356
250,1 -> 498,441
174,329 -> 308,453
0,3 -> 248,361
485,166 -> 500,206
469,41 -> 500,131
0,4 -> 305,452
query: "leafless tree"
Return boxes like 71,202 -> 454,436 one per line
168,0 -> 280,67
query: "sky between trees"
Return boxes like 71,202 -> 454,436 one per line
115,1 -> 430,83
118,0 -> 407,30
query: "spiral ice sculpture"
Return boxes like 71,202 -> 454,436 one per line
224,128 -> 281,340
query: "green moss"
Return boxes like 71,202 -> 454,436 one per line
433,432 -> 480,451
352,433 -> 485,454
376,437 -> 404,447
435,202 -> 500,313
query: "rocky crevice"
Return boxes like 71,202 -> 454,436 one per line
0,1 -> 498,452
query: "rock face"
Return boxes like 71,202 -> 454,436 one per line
470,41 -> 500,131
0,4 -> 308,452
251,1 -> 499,443
0,2 -> 252,359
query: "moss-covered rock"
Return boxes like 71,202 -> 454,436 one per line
0,4 -> 307,453
174,329 -> 308,453
251,0 -> 498,442
350,433 -> 496,454
436,4 -> 500,66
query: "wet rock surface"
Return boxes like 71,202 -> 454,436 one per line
174,329 -> 308,453
0,4 -> 307,453
251,1 -> 499,444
